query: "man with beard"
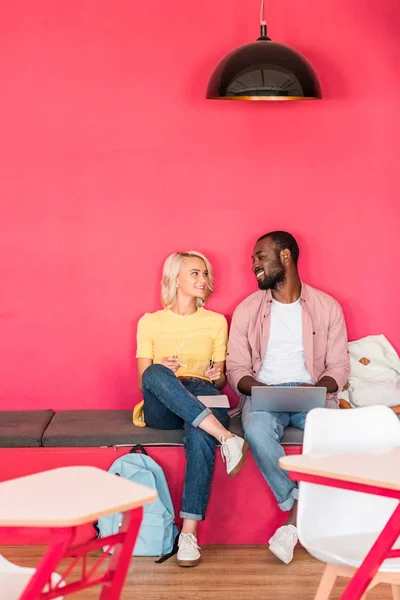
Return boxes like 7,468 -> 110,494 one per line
226,231 -> 350,564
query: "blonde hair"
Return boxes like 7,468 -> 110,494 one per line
161,251 -> 214,309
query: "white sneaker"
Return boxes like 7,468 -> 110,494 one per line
268,524 -> 298,564
176,533 -> 201,567
219,435 -> 248,476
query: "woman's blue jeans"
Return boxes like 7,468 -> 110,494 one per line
142,364 -> 228,521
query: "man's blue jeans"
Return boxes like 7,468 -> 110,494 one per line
242,382 -> 308,512
142,364 -> 228,521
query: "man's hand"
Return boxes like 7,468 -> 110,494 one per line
300,377 -> 338,394
314,376 -> 338,394
237,376 -> 267,396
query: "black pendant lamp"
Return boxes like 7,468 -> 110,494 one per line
206,0 -> 321,101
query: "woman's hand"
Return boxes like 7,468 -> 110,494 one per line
204,365 -> 222,381
204,361 -> 226,389
161,355 -> 180,373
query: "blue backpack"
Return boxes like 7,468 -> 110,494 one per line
96,445 -> 179,561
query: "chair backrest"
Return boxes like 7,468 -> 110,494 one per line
298,406 -> 400,545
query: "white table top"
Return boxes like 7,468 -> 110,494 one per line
0,466 -> 157,527
279,447 -> 400,492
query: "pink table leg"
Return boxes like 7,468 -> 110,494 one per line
288,472 -> 400,600
340,502 -> 400,600
19,528 -> 75,600
0,506 -> 144,599
99,506 -> 143,600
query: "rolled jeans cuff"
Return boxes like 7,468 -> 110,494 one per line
180,511 -> 203,521
192,407 -> 212,428
278,487 -> 298,512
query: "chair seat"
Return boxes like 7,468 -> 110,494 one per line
0,573 -> 64,600
0,555 -> 64,599
0,572 -> 36,600
305,532 -> 400,572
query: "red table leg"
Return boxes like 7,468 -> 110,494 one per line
18,528 -> 75,600
287,471 -> 400,600
340,502 -> 400,600
99,506 -> 143,600
1,506 -> 144,599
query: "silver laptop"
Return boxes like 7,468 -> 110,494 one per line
251,386 -> 327,412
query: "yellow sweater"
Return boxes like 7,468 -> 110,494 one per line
134,308 -> 228,426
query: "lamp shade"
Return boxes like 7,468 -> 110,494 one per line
206,37 -> 321,101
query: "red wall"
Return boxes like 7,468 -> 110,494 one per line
0,1 -> 398,410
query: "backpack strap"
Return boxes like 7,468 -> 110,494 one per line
154,525 -> 181,564
129,444 -> 148,455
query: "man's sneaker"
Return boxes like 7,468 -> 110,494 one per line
268,524 -> 298,564
176,533 -> 201,567
219,435 -> 248,476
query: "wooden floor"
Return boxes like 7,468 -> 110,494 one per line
0,545 -> 395,600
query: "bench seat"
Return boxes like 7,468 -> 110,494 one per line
40,409 -> 304,447
0,410 -> 54,448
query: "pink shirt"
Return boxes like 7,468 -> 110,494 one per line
227,283 -> 350,412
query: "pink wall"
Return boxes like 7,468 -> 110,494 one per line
0,1 -> 398,410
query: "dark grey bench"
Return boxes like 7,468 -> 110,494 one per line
42,410 -> 304,447
0,410 -> 304,447
0,410 -> 54,447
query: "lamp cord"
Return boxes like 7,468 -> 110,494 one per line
259,0 -> 268,37
260,0 -> 266,25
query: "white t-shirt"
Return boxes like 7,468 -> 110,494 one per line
257,298 -> 313,385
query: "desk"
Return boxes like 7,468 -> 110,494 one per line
0,466 -> 157,599
280,448 -> 400,600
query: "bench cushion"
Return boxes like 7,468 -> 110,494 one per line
0,410 -> 54,447
42,409 -> 303,447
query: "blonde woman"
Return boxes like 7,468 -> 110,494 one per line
136,251 -> 248,567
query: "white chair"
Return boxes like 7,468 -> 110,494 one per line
298,405 -> 400,600
0,554 -> 64,600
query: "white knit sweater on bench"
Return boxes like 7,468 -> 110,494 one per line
339,334 -> 400,408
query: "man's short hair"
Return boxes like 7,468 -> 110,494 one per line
257,231 -> 300,266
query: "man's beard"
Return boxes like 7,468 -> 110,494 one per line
258,263 -> 286,290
